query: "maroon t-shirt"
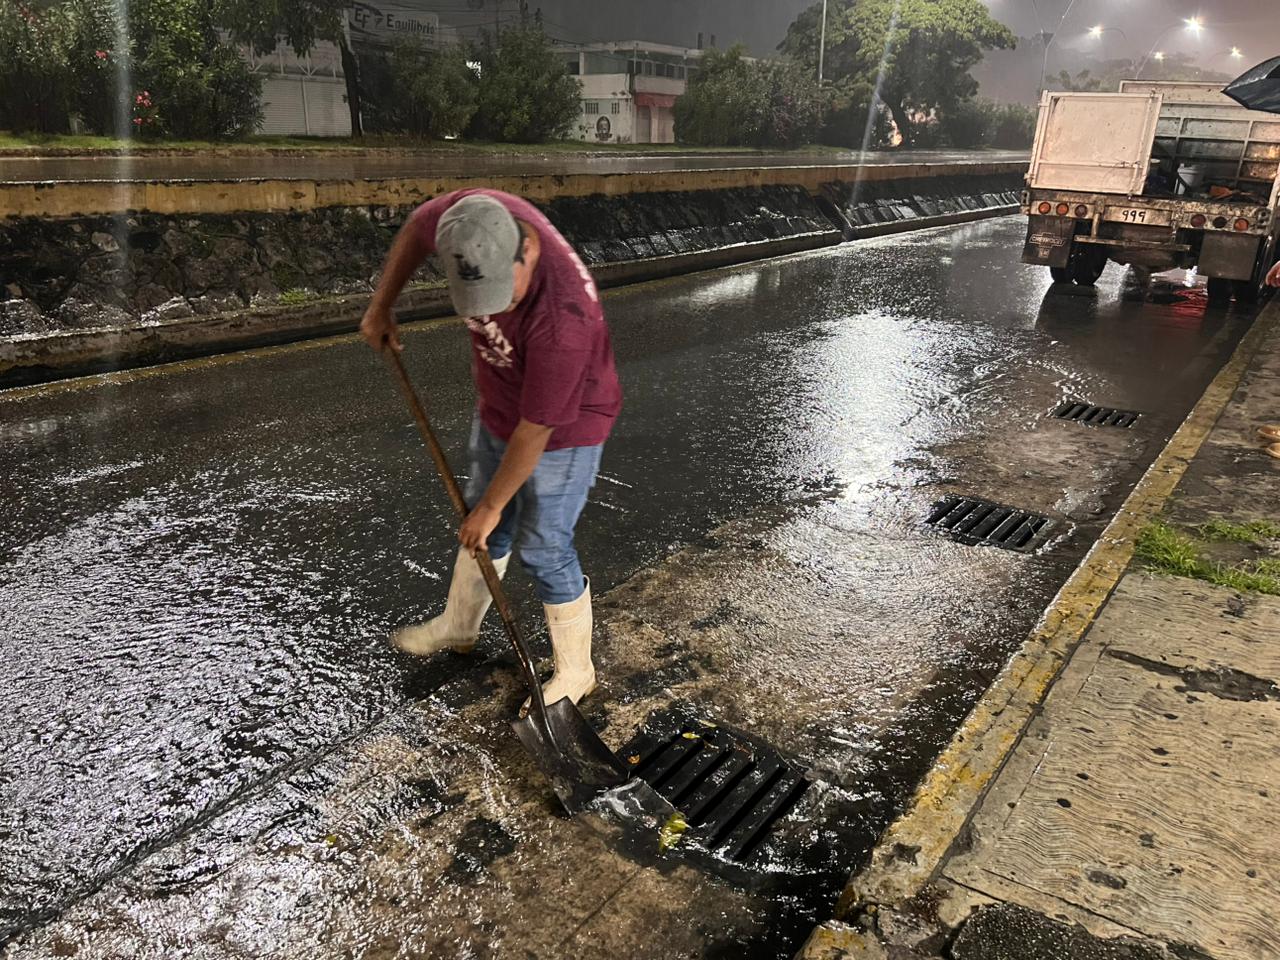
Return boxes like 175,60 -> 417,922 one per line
410,189 -> 622,451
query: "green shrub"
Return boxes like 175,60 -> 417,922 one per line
468,23 -> 582,143
938,98 -> 1037,150
63,0 -> 129,135
991,101 -> 1036,149
130,0 -> 262,139
0,2 -> 74,133
940,98 -> 994,148
364,38 -> 478,138
675,46 -> 826,148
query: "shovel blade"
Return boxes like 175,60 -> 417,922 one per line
512,697 -> 656,815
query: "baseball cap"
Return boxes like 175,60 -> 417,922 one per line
435,194 -> 521,317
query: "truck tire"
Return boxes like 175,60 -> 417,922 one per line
1050,266 -> 1071,284
1233,278 -> 1260,305
1207,277 -> 1233,305
1069,247 -> 1107,287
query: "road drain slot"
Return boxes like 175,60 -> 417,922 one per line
1052,401 -> 1140,428
624,716 -> 810,863
927,496 -> 1053,552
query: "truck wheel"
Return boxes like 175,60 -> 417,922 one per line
1206,277 -> 1233,304
1233,278 -> 1260,305
1050,266 -> 1071,284
1069,248 -> 1107,287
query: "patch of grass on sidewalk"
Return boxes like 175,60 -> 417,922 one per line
1136,519 -> 1280,595
1196,518 -> 1280,543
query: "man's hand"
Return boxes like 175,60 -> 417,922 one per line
459,503 -> 503,553
1267,261 -> 1280,288
360,304 -> 402,353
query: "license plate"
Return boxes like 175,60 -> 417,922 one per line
1106,206 -> 1171,226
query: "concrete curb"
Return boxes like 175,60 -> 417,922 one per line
0,207 -> 1015,389
0,162 -> 1027,219
796,295 -> 1280,959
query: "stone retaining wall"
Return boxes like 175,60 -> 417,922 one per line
1,173 -> 1021,339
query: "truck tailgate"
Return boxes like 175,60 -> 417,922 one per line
1028,92 -> 1163,196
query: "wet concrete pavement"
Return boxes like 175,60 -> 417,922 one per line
0,149 -> 1028,184
0,218 -> 1262,957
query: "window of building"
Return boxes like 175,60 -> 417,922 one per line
643,60 -> 653,75
676,66 -> 685,80
611,100 -> 620,115
584,101 -> 599,115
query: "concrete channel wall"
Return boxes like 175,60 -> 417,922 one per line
0,162 -> 1024,386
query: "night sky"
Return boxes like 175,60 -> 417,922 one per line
514,0 -> 1278,63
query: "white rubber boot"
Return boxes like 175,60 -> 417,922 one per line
392,548 -> 510,656
524,580 -> 597,714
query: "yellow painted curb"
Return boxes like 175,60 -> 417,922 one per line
834,295 -> 1280,918
1,161 -> 1026,219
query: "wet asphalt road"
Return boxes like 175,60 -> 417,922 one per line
0,217 -> 1263,954
0,148 -> 1028,184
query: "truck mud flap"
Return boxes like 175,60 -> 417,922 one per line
1022,216 -> 1074,268
1199,232 -> 1262,281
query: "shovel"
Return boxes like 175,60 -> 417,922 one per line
385,351 -> 673,820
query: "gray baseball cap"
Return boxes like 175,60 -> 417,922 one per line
435,194 -> 521,317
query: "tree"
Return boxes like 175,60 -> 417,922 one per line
674,46 -> 826,148
1055,69 -> 1103,92
467,23 -> 581,143
213,0 -> 362,136
363,38 -> 478,138
780,0 -> 1016,147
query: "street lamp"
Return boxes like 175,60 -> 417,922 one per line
1135,18 -> 1205,79
1087,25 -> 1128,60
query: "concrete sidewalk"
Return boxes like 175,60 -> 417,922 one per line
802,301 -> 1280,960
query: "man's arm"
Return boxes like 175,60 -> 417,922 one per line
459,419 -> 555,552
1268,260 -> 1280,288
360,217 -> 435,352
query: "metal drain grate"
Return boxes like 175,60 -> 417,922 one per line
927,496 -> 1053,552
1051,401 -> 1140,428
623,717 -> 810,862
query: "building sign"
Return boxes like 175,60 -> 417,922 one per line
348,3 -> 440,45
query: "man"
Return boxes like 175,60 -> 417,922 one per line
360,189 -> 622,712
1269,260 -> 1280,288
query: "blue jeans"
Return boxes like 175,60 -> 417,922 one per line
464,416 -> 603,605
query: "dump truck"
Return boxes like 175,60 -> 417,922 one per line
1021,81 -> 1280,302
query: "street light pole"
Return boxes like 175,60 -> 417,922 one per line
1038,0 -> 1081,94
818,0 -> 828,85
1136,18 -> 1204,79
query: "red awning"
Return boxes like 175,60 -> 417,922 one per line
634,92 -> 677,109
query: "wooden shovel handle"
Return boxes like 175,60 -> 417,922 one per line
384,350 -> 552,728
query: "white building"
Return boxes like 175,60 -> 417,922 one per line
243,40 -> 352,138
557,41 -> 712,145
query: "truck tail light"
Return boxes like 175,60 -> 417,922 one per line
1075,204 -> 1089,218
1038,201 -> 1053,215
1190,214 -> 1207,228
1055,202 -> 1071,216
1234,218 -> 1250,232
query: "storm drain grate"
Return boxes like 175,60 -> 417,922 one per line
927,496 -> 1054,553
623,717 -> 810,863
1051,401 -> 1141,428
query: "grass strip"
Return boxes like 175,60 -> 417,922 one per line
1136,519 -> 1280,596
